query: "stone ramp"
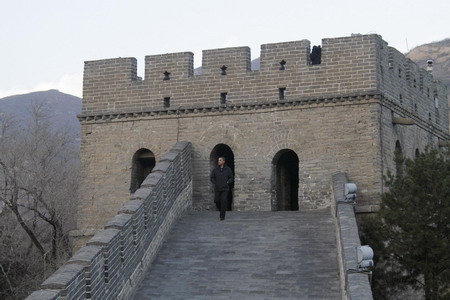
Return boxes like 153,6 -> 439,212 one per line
133,210 -> 341,299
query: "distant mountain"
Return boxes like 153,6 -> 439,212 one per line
407,38 -> 450,103
0,89 -> 82,137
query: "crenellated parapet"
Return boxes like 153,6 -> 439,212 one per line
82,34 -> 381,115
81,33 -> 448,132
377,40 -> 449,131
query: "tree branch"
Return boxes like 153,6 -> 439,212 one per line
0,262 -> 16,299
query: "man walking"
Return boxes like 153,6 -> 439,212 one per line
210,157 -> 234,220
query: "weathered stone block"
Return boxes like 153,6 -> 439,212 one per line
41,264 -> 84,290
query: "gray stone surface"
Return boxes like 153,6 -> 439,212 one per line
26,289 -> 61,300
41,263 -> 84,289
333,172 -> 373,299
133,210 -> 341,299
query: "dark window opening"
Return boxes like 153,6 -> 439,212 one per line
279,60 -> 286,70
220,92 -> 228,104
413,79 -> 416,88
163,71 -> 171,80
210,144 -> 235,211
398,68 -> 402,78
164,97 -> 171,108
221,65 -> 228,75
279,87 -> 286,100
310,45 -> 322,65
130,149 -> 155,193
415,149 -> 420,158
414,104 -> 418,113
395,141 -> 404,176
271,149 -> 299,211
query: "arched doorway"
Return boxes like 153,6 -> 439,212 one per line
210,144 -> 235,211
130,148 -> 155,193
271,149 -> 299,211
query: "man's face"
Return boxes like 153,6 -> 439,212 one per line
218,158 -> 225,166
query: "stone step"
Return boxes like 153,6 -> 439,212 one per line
133,209 -> 341,299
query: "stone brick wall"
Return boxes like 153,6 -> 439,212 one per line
377,42 -> 449,133
74,34 -> 449,241
75,98 -> 385,232
81,35 -> 380,115
26,141 -> 192,300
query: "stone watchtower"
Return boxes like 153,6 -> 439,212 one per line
72,34 -> 449,246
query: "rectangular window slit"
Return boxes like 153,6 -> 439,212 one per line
164,97 -> 170,108
220,92 -> 228,104
279,88 -> 286,100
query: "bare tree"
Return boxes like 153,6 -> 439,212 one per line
0,103 -> 79,299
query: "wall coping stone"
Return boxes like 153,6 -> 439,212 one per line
130,188 -> 152,201
26,289 -> 61,300
332,172 -> 373,300
140,172 -> 163,188
159,150 -> 179,162
118,199 -> 144,214
171,141 -> 190,152
152,160 -> 171,173
67,245 -> 103,266
105,213 -> 133,230
86,228 -> 120,246
41,263 -> 84,290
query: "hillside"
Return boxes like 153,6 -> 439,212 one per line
407,38 -> 450,104
0,89 -> 81,138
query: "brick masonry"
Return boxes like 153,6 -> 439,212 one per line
74,34 -> 449,244
26,141 -> 193,300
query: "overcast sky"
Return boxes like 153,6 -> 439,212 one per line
1,0 -> 449,99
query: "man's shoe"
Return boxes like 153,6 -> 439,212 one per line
220,217 -> 225,221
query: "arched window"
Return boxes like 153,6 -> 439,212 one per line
130,149 -> 155,193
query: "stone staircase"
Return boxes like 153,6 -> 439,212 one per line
133,209 -> 341,299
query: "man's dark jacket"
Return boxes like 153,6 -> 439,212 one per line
210,165 -> 234,191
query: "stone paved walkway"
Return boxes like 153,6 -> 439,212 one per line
133,210 -> 341,299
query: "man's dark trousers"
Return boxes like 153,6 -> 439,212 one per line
215,191 -> 228,219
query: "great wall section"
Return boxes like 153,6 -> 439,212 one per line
27,34 -> 448,299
